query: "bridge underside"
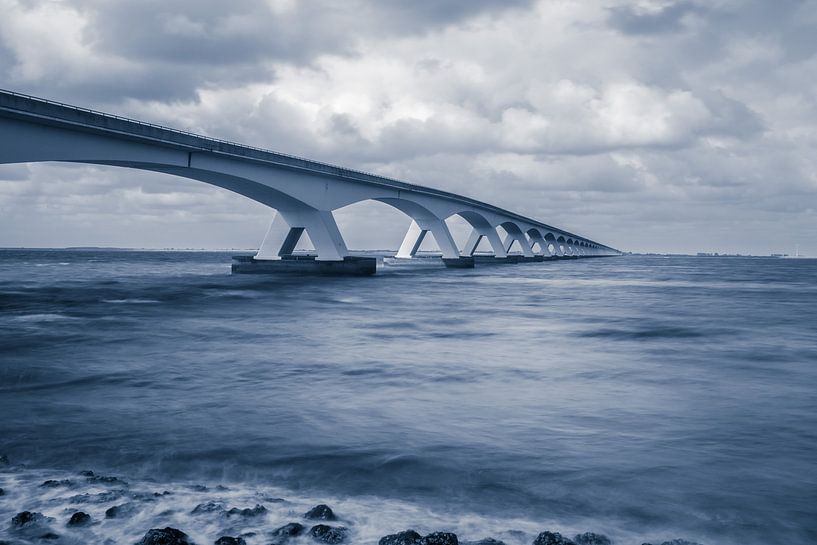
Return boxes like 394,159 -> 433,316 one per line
0,90 -> 620,275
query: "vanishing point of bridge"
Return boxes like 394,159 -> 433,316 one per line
0,89 -> 619,275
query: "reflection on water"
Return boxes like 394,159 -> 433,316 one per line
1,250 -> 816,544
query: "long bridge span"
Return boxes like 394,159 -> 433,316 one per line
0,89 -> 619,273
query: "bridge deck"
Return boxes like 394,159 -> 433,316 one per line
0,88 -> 611,249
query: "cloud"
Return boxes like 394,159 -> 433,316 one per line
0,0 -> 815,255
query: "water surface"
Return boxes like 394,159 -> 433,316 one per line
1,250 -> 815,544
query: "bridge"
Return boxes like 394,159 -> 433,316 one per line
0,89 -> 620,274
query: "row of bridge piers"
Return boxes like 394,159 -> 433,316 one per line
232,211 -> 618,276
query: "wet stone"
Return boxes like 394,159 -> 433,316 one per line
423,532 -> 459,545
0,454 -> 9,465
40,479 -> 74,488
67,511 -> 92,527
304,504 -> 337,521
226,504 -> 267,517
11,511 -> 46,528
0,488 -> 4,496
68,490 -> 125,504
309,524 -> 349,544
105,502 -> 139,519
137,527 -> 196,545
574,533 -> 611,545
215,537 -> 246,545
463,539 -> 506,545
533,532 -> 575,545
271,522 -> 305,538
379,530 -> 423,545
87,473 -> 128,486
191,501 -> 225,514
39,532 -> 60,540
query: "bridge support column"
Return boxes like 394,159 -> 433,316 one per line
256,209 -> 348,261
527,232 -> 550,257
396,218 -> 460,259
463,227 -> 507,258
502,232 -> 535,257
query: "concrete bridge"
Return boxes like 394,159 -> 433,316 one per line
0,89 -> 619,274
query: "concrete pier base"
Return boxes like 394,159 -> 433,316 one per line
474,255 -> 517,265
232,255 -> 376,276
442,256 -> 475,268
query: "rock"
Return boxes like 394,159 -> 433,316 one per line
87,473 -> 128,486
136,527 -> 196,545
68,490 -> 126,504
214,537 -> 246,545
0,454 -> 9,465
573,533 -> 611,545
533,532 -> 575,545
39,532 -> 60,540
226,504 -> 267,517
463,539 -> 505,545
105,502 -> 139,519
379,530 -> 423,545
191,501 -> 225,514
67,511 -> 92,527
271,522 -> 305,537
423,532 -> 459,545
0,488 -> 4,496
304,504 -> 337,521
658,541 -> 703,545
11,511 -> 46,528
309,524 -> 349,544
40,479 -> 74,488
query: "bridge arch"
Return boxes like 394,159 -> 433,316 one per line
0,90 -> 617,262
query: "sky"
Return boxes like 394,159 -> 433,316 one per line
0,0 -> 815,255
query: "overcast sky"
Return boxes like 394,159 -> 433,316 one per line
1,0 -> 815,255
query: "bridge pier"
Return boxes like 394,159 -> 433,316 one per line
462,227 -> 507,259
256,209 -> 348,261
396,218 -> 474,268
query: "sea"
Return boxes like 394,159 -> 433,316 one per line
0,249 -> 815,545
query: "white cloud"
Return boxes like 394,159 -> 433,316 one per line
0,0 -> 814,254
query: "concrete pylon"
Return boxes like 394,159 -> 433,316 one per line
462,227 -> 507,257
396,217 -> 460,259
256,209 -> 348,261
527,231 -> 550,256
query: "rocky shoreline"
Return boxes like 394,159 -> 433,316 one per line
0,457 -> 706,545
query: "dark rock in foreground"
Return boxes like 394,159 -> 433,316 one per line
0,487 -> 4,496
214,537 -> 246,545
67,511 -> 92,527
424,532 -> 458,545
271,522 -> 305,537
378,530 -> 460,545
41,479 -> 74,488
137,527 -> 196,545
0,454 -> 9,465
463,539 -> 505,545
191,501 -> 225,515
226,504 -> 267,517
304,504 -> 337,521
574,533 -> 611,545
40,532 -> 60,540
309,524 -> 349,544
533,532 -> 575,545
379,530 -> 423,545
106,502 -> 139,519
11,511 -> 46,528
